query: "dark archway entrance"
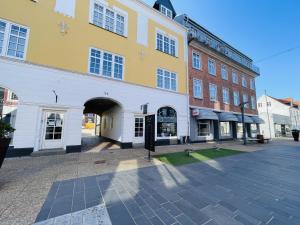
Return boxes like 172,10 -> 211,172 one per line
82,98 -> 122,152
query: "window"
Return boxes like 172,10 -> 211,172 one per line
267,102 -> 271,107
0,21 -> 6,54
197,122 -> 210,137
0,20 -> 29,60
250,79 -> 255,90
222,87 -> 230,104
45,113 -> 64,140
89,48 -> 124,80
157,68 -> 177,91
243,94 -> 249,108
102,52 -> 113,76
193,79 -> 203,99
234,91 -> 240,106
156,32 -> 177,57
91,2 -> 127,36
232,70 -> 238,84
251,96 -> 256,109
209,84 -> 217,102
157,107 -> 177,137
9,91 -> 18,101
192,52 -> 201,70
134,117 -> 144,137
220,122 -> 231,137
160,5 -> 173,18
116,14 -> 125,36
258,103 -> 263,108
208,59 -> 216,75
221,64 -> 228,80
242,75 -> 247,87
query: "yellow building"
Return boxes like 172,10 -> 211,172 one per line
0,0 -> 189,154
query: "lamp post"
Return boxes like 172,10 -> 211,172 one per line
240,101 -> 249,145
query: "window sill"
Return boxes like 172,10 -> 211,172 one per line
209,73 -> 216,76
156,49 -> 178,58
194,96 -> 203,100
192,67 -> 202,71
89,23 -> 127,39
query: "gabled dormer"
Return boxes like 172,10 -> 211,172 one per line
153,0 -> 176,19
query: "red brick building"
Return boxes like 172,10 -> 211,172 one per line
176,15 -> 261,142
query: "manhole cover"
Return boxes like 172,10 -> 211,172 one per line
94,160 -> 106,164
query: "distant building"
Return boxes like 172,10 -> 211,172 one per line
175,15 -> 261,142
0,87 -> 18,127
257,95 -> 300,138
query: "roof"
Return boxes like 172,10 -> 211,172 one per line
272,97 -> 300,108
153,0 -> 177,18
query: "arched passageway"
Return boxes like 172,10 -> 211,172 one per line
82,98 -> 122,152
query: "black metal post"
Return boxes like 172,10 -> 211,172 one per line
240,102 -> 248,145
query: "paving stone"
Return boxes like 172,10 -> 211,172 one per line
48,195 -> 73,219
175,214 -> 196,225
106,203 -> 135,225
149,216 -> 165,225
134,215 -> 153,225
162,202 -> 182,217
154,207 -> 176,225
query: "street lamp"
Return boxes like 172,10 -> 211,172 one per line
239,101 -> 249,145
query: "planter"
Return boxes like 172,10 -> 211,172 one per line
257,134 -> 264,144
292,130 -> 300,142
0,138 -> 11,168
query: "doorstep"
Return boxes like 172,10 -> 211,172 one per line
31,148 -> 66,157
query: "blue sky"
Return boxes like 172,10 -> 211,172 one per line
144,0 -> 300,100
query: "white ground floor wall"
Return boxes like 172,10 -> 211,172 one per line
0,58 -> 189,155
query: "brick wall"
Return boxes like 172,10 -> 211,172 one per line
188,43 -> 258,115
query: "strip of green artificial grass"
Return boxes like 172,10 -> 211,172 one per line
154,148 -> 244,166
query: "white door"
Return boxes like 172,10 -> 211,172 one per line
42,111 -> 65,149
133,117 -> 144,144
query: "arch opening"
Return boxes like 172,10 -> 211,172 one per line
82,97 -> 122,152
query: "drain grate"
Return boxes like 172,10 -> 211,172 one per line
94,160 -> 106,164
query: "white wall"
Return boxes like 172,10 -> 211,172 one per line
101,105 -> 123,142
0,58 -> 189,150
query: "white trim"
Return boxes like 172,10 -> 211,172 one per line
192,50 -> 202,70
89,0 -> 128,37
88,47 -> 125,81
192,78 -> 203,99
209,83 -> 217,102
156,67 -> 178,92
221,64 -> 228,80
155,28 -> 178,57
0,18 -> 30,61
222,87 -> 230,104
208,58 -> 216,76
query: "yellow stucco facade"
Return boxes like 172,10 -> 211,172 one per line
0,0 -> 188,94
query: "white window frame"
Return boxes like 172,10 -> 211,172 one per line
232,69 -> 239,84
221,64 -> 228,80
193,78 -> 203,99
192,50 -> 201,70
134,117 -> 144,138
251,96 -> 256,110
250,78 -> 255,90
222,87 -> 230,104
242,75 -> 247,88
88,47 -> 125,80
233,91 -> 240,106
89,0 -> 128,37
156,68 -> 177,92
160,5 -> 173,18
0,19 -> 30,60
208,58 -> 216,76
220,121 -> 231,137
209,83 -> 217,102
243,94 -> 249,108
156,29 -> 178,57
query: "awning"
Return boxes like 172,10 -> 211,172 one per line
251,116 -> 264,124
273,114 -> 291,125
236,115 -> 254,124
218,112 -> 238,122
196,109 -> 219,120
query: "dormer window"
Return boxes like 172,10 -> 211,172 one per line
160,5 -> 173,18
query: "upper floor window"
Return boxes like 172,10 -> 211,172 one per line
222,87 -> 230,104
232,70 -> 238,84
89,47 -> 124,80
250,79 -> 255,90
258,103 -> 263,108
251,96 -> 256,110
156,31 -> 177,57
0,20 -> 29,60
242,75 -> 247,88
208,59 -> 216,76
209,83 -> 217,102
243,94 -> 249,108
90,1 -> 127,37
221,64 -> 228,80
193,79 -> 203,99
160,5 -> 173,18
157,68 -> 177,91
192,51 -> 201,70
233,91 -> 240,106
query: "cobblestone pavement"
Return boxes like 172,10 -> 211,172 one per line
0,140 -> 299,224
